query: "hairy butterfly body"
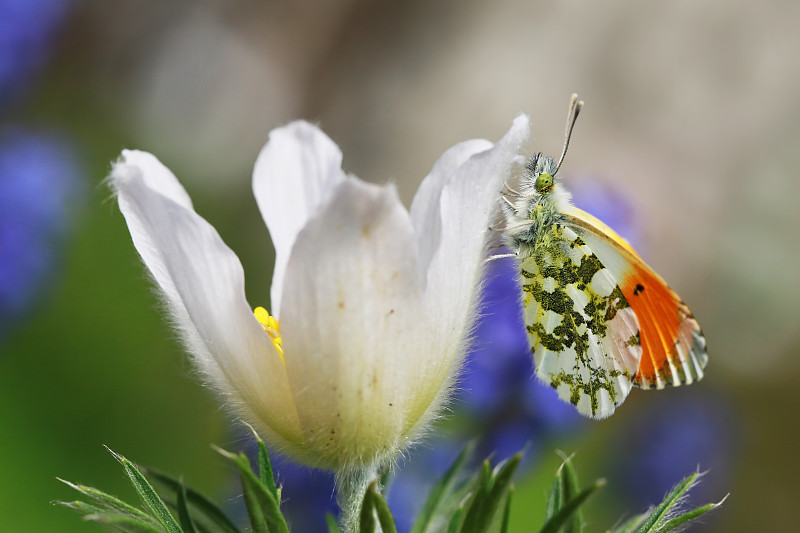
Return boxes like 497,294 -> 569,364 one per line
500,95 -> 707,418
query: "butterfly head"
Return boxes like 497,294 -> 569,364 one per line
522,152 -> 559,196
535,173 -> 554,194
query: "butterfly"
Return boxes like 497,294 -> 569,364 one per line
498,94 -> 707,418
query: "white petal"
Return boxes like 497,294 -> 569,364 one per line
111,151 -> 303,451
415,116 -> 530,410
117,149 -> 194,209
426,115 -> 529,308
252,121 -> 347,317
410,139 -> 493,274
279,177 -> 424,467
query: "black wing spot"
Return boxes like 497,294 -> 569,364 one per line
633,283 -> 645,296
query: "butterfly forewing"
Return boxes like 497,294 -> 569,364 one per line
520,223 -> 642,418
564,207 -> 708,389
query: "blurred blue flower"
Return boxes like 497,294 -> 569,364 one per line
611,391 -> 737,529
0,127 -> 84,339
568,177 -> 642,250
0,0 -> 73,108
271,455 -> 338,533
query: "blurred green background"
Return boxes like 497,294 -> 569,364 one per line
2,1 -> 799,531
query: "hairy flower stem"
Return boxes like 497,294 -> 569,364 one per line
336,464 -> 381,533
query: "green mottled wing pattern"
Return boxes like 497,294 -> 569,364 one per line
520,224 -> 642,418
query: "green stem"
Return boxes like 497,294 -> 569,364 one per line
335,464 -> 380,533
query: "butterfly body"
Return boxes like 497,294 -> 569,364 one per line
501,98 -> 707,418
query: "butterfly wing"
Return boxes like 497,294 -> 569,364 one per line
520,223 -> 642,418
563,206 -> 708,390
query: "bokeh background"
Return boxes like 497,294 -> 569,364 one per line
2,1 -> 798,531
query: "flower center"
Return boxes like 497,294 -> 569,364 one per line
253,306 -> 284,364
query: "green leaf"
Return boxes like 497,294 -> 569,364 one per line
460,454 -> 521,533
411,442 -> 474,533
359,484 -> 376,533
606,513 -> 647,533
499,486 -> 513,533
106,448 -> 183,533
177,483 -> 197,533
325,513 -> 342,533
240,422 -> 281,503
256,435 -> 280,501
84,512 -> 166,533
219,448 -> 289,533
539,479 -> 605,533
446,507 -> 464,533
559,455 -> 583,533
635,472 -> 699,533
487,454 -> 521,509
460,459 -> 493,532
56,500 -> 106,516
145,469 -> 242,533
544,474 -> 563,523
57,478 -> 156,525
369,483 -> 398,533
654,502 -> 717,533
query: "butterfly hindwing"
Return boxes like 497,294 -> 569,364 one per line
564,206 -> 708,389
520,222 -> 642,418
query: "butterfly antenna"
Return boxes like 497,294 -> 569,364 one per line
554,93 -> 584,174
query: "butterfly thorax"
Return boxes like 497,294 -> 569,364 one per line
502,154 -> 573,258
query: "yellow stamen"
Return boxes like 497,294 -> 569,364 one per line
254,306 -> 285,365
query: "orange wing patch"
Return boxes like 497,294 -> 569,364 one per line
565,207 -> 707,389
620,264 -> 684,388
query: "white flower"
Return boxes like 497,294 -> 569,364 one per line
111,117 -> 529,472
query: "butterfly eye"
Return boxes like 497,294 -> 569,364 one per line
535,173 -> 554,193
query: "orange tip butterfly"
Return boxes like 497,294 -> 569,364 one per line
498,94 -> 708,419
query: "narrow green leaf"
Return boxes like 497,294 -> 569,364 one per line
107,449 -> 183,533
411,442 -> 474,533
544,474 -> 563,522
487,454 -> 521,507
369,483 -> 398,533
58,478 -> 155,524
325,513 -> 342,533
499,486 -> 513,533
56,500 -> 107,516
460,455 -> 521,533
84,512 -> 166,533
257,438 -> 279,500
654,505 -> 713,533
241,422 -> 280,502
177,483 -> 197,533
539,479 -> 605,533
359,485 -> 376,533
560,455 -> 583,533
635,473 -> 698,533
224,450 -> 289,533
146,469 -> 242,533
607,513 -> 647,533
654,495 -> 726,533
458,460 -> 493,533
446,507 -> 463,533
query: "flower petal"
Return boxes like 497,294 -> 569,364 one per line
279,177 -> 424,468
410,139 -> 494,275
111,151 -> 303,452
252,121 -> 347,317
417,115 -> 530,408
117,149 -> 194,209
